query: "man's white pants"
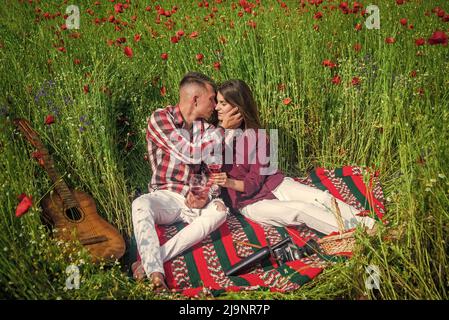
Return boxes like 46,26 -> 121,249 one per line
132,190 -> 228,277
240,177 -> 376,235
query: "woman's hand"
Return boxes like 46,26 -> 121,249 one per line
211,172 -> 229,187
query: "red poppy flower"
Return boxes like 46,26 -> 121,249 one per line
314,12 -> 323,20
145,6 -> 151,11
282,98 -> 292,105
45,115 -> 55,125
176,30 -> 185,37
170,36 -> 180,44
355,23 -> 362,31
57,46 -> 66,53
385,37 -> 395,44
354,43 -> 362,52
247,20 -> 256,28
415,38 -> 425,46
83,85 -> 89,94
189,31 -> 199,39
114,3 -> 123,13
351,77 -> 361,86
74,58 -> 81,65
410,70 -> 417,78
428,30 -> 448,45
134,34 -> 141,42
332,75 -> 341,85
396,0 -> 404,4
16,195 -> 33,217
161,53 -> 168,60
196,53 -> 204,63
322,59 -> 337,68
160,86 -> 166,96
124,46 -> 133,57
400,18 -> 407,26
213,61 -> 221,70
61,24 -> 67,30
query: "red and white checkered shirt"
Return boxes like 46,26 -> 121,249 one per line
146,104 -> 224,197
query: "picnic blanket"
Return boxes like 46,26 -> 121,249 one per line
133,166 -> 385,297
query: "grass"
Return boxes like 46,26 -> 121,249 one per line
0,0 -> 448,299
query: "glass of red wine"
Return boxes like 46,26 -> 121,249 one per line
189,173 -> 208,197
207,162 -> 222,198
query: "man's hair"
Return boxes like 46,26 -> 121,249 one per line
179,72 -> 216,91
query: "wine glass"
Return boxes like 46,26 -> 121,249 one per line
189,173 -> 208,198
207,162 -> 222,198
186,173 -> 208,216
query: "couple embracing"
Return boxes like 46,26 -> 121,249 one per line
131,72 -> 376,290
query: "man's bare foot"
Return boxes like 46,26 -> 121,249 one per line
150,272 -> 169,292
131,260 -> 146,282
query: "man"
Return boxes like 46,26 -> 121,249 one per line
131,72 -> 242,290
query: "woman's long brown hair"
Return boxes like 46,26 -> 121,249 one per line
217,79 -> 261,129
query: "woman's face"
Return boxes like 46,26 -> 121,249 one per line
215,92 -> 236,122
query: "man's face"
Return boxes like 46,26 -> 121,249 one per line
194,84 -> 217,120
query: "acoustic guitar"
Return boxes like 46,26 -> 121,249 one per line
14,118 -> 126,263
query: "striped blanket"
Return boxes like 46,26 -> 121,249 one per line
136,166 -> 385,297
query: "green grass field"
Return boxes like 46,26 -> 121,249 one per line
0,0 -> 448,299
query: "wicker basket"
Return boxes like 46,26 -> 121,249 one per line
317,197 -> 357,255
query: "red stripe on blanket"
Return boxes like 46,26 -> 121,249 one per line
346,170 -> 385,220
244,218 -> 278,268
218,222 -> 265,287
286,260 -> 323,278
191,243 -> 221,290
156,225 -> 176,289
286,226 -> 306,247
315,167 -> 346,202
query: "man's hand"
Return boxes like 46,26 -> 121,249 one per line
211,172 -> 229,187
221,107 -> 243,129
185,191 -> 209,209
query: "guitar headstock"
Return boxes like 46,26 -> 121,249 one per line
13,118 -> 44,149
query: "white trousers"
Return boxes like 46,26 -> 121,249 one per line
132,190 -> 228,277
240,177 -> 376,235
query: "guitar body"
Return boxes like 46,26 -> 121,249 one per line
41,189 -> 126,263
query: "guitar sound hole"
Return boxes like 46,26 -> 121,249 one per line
65,207 -> 83,222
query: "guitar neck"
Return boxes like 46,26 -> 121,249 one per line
40,149 -> 78,208
14,118 -> 78,208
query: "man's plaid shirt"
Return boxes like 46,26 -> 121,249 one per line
146,104 -> 224,197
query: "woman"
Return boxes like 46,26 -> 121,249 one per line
211,79 -> 376,235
